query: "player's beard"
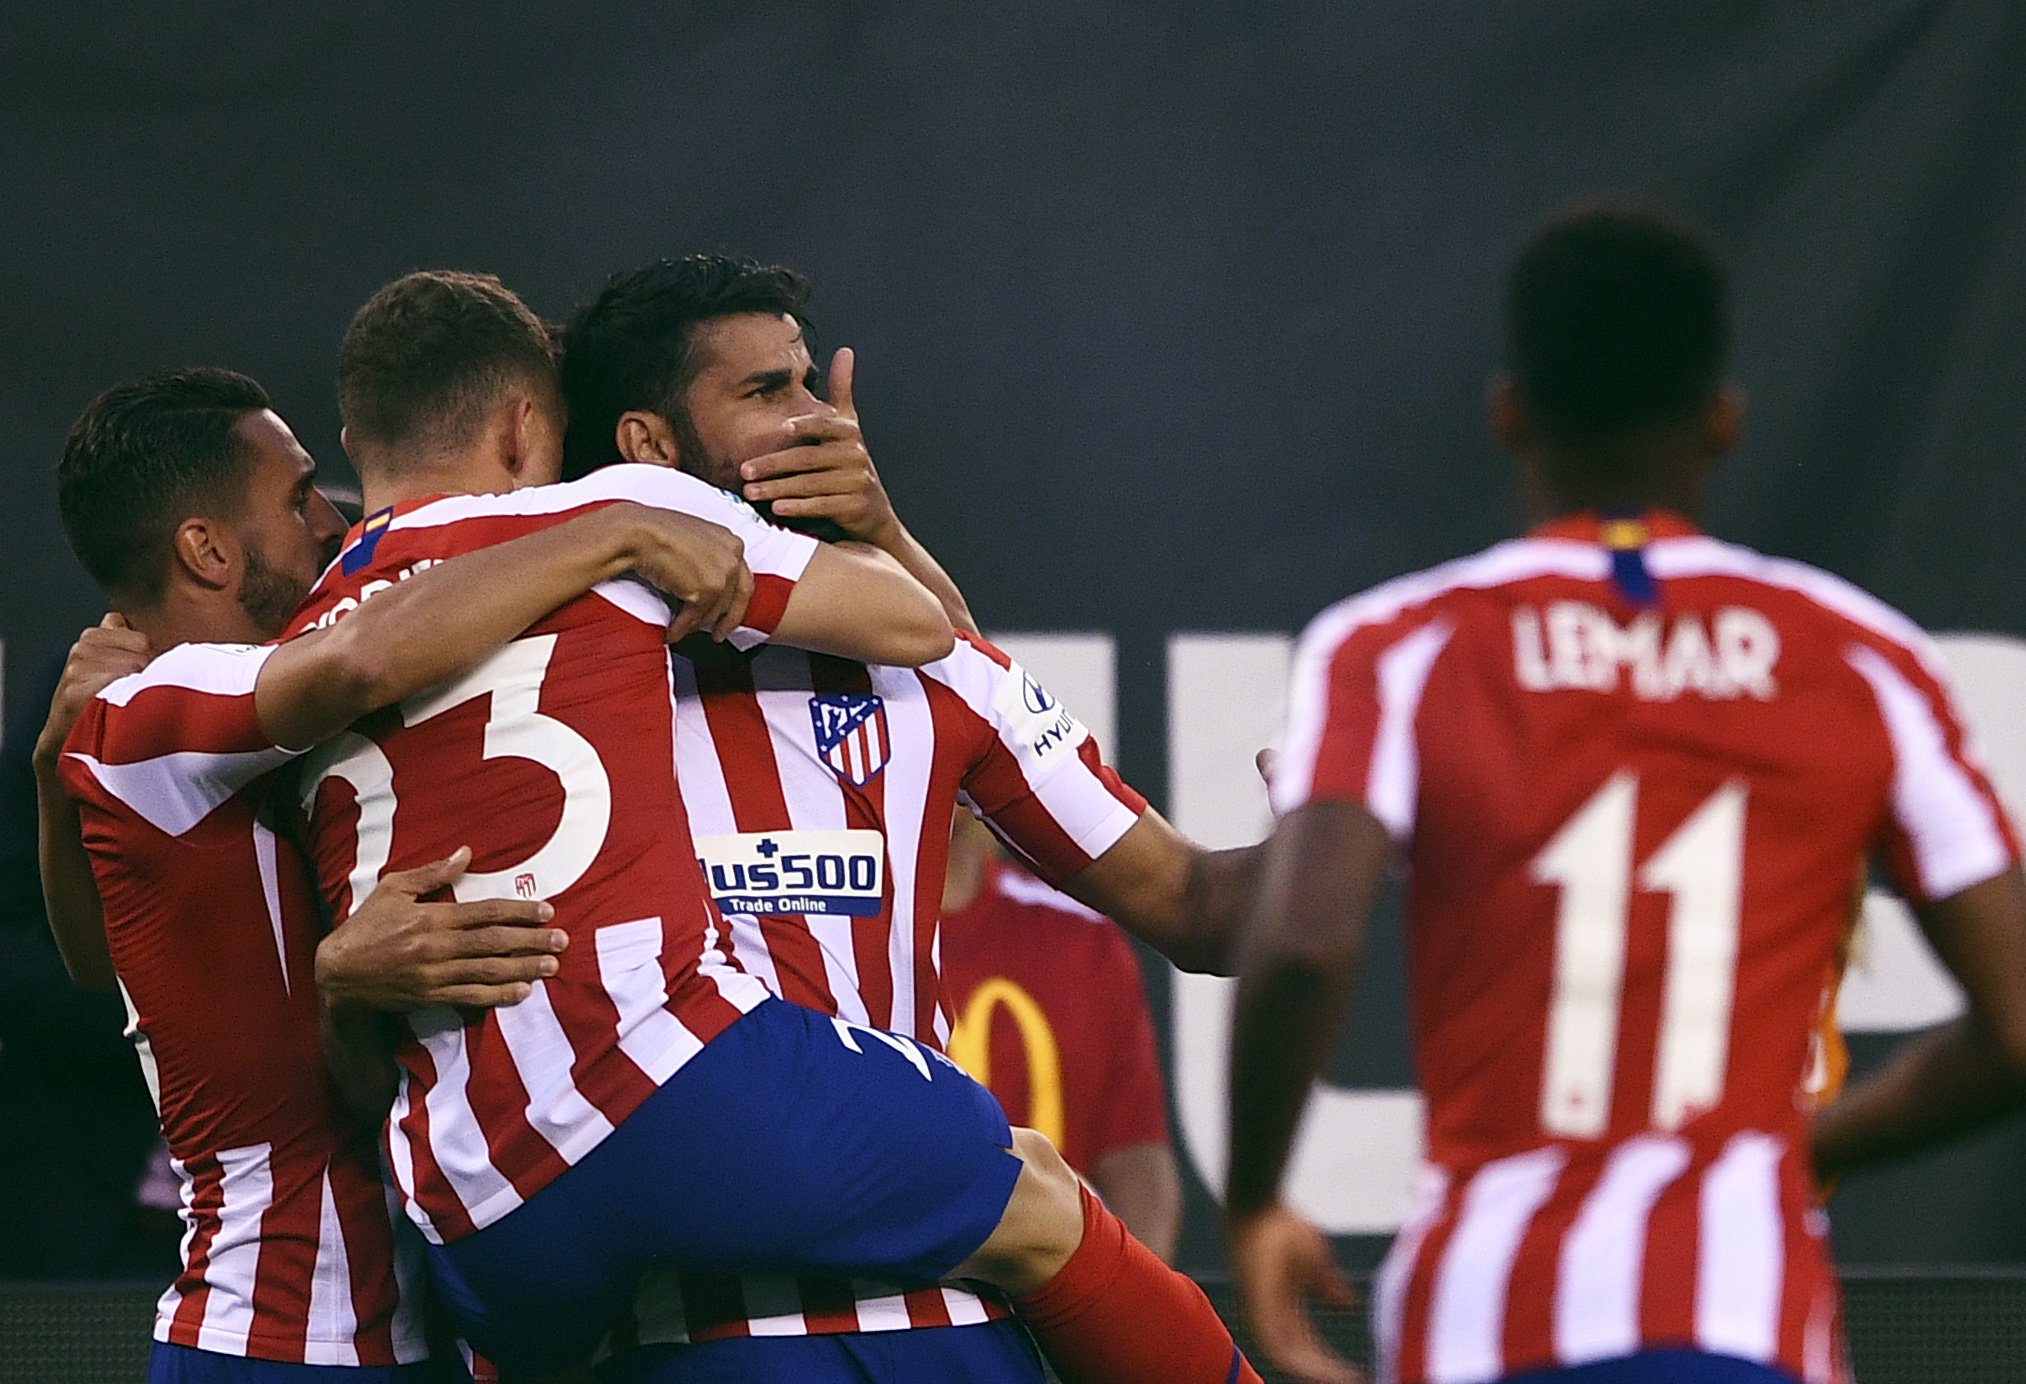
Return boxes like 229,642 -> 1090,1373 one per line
239,543 -> 312,639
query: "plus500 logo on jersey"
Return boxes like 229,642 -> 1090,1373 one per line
694,830 -> 885,917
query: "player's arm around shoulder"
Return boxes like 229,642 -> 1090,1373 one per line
771,539 -> 956,667
33,615 -> 154,991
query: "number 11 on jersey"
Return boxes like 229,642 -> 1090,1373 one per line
1533,773 -> 1748,1138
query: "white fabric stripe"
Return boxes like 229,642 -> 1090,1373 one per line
99,641 -> 274,706
409,1008 -> 518,1235
851,1284 -> 915,1332
252,821 -> 290,995
119,979 -> 164,1116
597,917 -> 705,1083
1373,1167 -> 1451,1384
1026,757 -> 1142,861
72,745 -> 298,837
382,1070 -> 439,1243
995,868 -> 1103,920
755,652 -> 869,1024
872,665 -> 936,1037
493,982 -> 617,1161
1695,1133 -> 1785,1362
194,1143 -> 275,1354
302,1172 -> 360,1365
1425,1146 -> 1566,1384
669,655 -> 785,999
1366,621 -> 1456,841
739,1275 -> 809,1336
382,1176 -> 432,1361
154,1156 -> 197,1334
1848,645 -> 2013,900
1554,1135 -> 1693,1365
942,1286 -> 991,1326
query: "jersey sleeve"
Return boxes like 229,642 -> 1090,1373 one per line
1082,925 -> 1173,1162
559,464 -> 819,648
937,635 -> 1148,884
57,642 -> 301,837
1844,634 -> 2021,904
1271,596 -> 1455,842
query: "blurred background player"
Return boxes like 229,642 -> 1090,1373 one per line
942,808 -> 1183,1261
557,254 -> 1257,1383
1223,201 -> 2026,1384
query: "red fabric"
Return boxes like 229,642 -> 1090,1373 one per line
1015,1186 -> 1259,1384
941,859 -> 1170,1174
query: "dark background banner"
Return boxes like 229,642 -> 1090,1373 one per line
4,3 -> 2025,1274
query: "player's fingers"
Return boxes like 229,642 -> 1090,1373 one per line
1252,1296 -> 1360,1384
99,611 -> 129,629
744,467 -> 860,504
665,601 -> 707,646
711,564 -> 755,642
438,898 -> 559,931
432,982 -> 537,1009
766,494 -> 860,520
448,925 -> 569,960
828,346 -> 856,418
384,846 -> 474,898
435,954 -> 561,986
739,432 -> 859,480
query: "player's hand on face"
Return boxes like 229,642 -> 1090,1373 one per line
315,847 -> 569,1011
626,508 -> 756,644
1227,1203 -> 1364,1384
35,613 -> 154,767
739,348 -> 902,544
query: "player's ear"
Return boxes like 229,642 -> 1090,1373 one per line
1488,373 -> 1528,452
170,516 -> 233,593
338,424 -> 354,463
616,411 -> 680,468
1701,385 -> 1744,458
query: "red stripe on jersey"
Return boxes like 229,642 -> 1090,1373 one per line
903,1287 -> 955,1329
1636,1147 -> 1706,1350
391,1050 -> 478,1245
1499,1155 -> 1608,1369
810,656 -> 898,1031
693,654 -> 839,1015
168,1155 -> 227,1347
92,684 -> 275,762
336,1157 -> 402,1365
248,1148 -> 320,1360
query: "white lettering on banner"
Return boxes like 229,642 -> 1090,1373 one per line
964,630 -> 2024,1234
695,829 -> 886,917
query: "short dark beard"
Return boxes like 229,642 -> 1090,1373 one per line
238,543 -> 311,638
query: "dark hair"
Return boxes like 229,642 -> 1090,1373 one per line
57,367 -> 270,599
1507,202 -> 1729,450
557,254 -> 811,478
337,270 -> 555,463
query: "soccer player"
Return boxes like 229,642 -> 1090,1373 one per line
44,366 -> 779,1383
1224,202 -> 2026,1384
556,253 -> 1259,1384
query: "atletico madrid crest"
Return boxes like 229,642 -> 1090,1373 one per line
809,693 -> 890,786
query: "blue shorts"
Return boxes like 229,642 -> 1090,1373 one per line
1503,1351 -> 1800,1383
426,997 -> 1023,1374
146,1342 -> 469,1383
594,1318 -> 1045,1383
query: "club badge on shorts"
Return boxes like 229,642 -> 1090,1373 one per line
809,693 -> 891,786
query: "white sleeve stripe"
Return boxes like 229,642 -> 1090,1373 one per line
70,745 -> 299,837
1366,621 -> 1455,842
1847,644 -> 2014,900
99,642 -> 275,707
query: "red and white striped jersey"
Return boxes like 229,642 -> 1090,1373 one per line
284,465 -> 816,1246
610,630 -> 1147,1349
59,642 -> 429,1367
1275,512 -> 2019,1384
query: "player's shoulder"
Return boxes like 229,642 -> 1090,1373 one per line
94,641 -> 273,710
1295,536 -> 1600,663
1647,534 -> 1940,660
